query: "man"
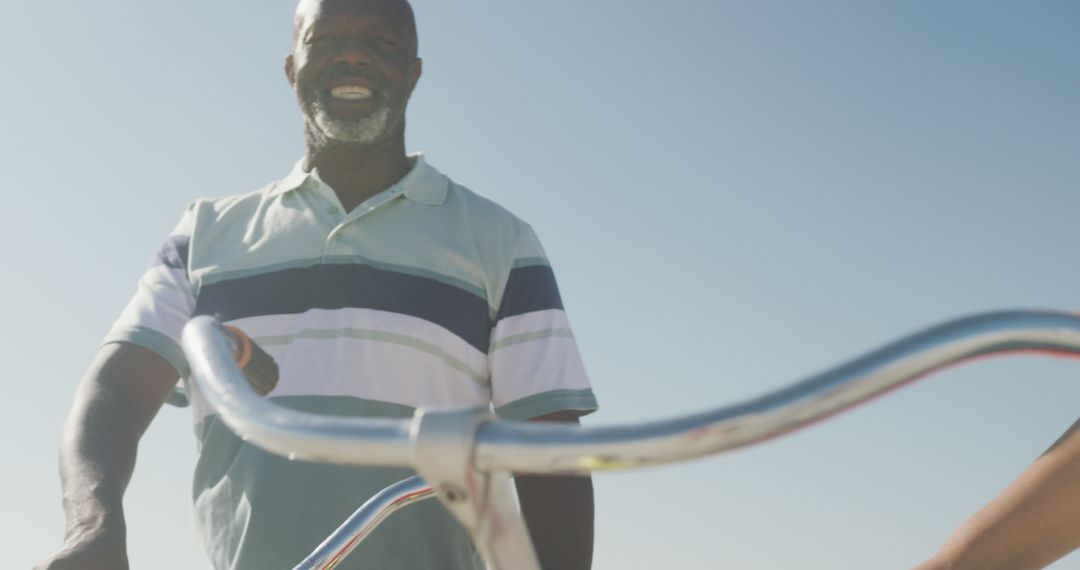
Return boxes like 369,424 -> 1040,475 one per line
37,0 -> 598,568
915,419 -> 1080,569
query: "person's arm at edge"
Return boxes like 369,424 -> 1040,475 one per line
915,418 -> 1080,570
36,343 -> 179,570
515,410 -> 594,570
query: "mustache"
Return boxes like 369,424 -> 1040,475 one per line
319,68 -> 385,88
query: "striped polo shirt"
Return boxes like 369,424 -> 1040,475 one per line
104,154 -> 598,570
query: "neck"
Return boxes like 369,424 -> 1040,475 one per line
304,137 -> 411,212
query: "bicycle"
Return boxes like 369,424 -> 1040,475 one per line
182,310 -> 1080,569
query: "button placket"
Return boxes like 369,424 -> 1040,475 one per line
322,227 -> 343,259
322,187 -> 403,258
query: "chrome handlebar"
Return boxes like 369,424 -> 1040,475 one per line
182,310 -> 1080,476
181,310 -> 1080,569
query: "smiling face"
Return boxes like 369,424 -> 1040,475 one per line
286,0 -> 422,150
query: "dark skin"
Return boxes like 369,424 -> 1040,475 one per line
37,345 -> 594,570
39,1 -> 593,568
286,0 -> 423,212
518,411 -> 596,570
35,344 -> 179,570
915,418 -> 1080,569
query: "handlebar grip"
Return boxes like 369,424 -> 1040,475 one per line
224,325 -> 279,396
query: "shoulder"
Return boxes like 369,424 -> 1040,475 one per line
183,183 -> 276,224
442,176 -> 538,249
438,176 -> 554,311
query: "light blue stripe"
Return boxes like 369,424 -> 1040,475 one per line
104,326 -> 190,378
490,328 -> 574,351
511,256 -> 550,269
196,256 -> 324,287
196,395 -> 417,441
495,388 -> 599,421
196,254 -> 487,303
323,254 -> 486,299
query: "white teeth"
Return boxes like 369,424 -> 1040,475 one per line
330,86 -> 373,100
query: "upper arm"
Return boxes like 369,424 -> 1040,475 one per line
99,207 -> 199,408
74,342 -> 182,435
528,410 -> 582,425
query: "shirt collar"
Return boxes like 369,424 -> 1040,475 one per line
269,152 -> 448,206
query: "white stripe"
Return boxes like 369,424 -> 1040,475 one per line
489,336 -> 590,408
228,308 -> 487,373
189,308 -> 493,422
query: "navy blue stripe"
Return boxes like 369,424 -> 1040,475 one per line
151,235 -> 190,270
194,264 -> 492,352
497,265 -> 563,321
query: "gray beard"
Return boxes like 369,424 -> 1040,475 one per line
304,98 -> 400,148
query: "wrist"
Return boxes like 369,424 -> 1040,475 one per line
915,548 -> 977,570
41,523 -> 130,570
65,513 -> 126,545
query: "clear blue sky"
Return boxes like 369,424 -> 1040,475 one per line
8,1 -> 1080,568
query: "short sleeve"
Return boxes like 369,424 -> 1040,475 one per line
102,206 -> 197,405
488,225 -> 598,420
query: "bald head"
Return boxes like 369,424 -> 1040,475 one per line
286,0 -> 423,153
293,0 -> 418,56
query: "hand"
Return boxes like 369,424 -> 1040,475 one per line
911,558 -> 950,570
35,530 -> 128,570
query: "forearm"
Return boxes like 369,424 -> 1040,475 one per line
49,344 -> 176,566
516,473 -> 594,570
515,411 -> 595,569
58,378 -> 144,542
918,419 -> 1080,570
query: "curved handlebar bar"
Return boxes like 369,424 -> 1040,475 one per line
181,310 -> 1080,476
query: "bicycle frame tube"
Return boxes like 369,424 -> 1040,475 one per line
183,310 -> 1080,475
293,475 -> 433,570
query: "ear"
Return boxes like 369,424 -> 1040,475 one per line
285,54 -> 296,86
409,57 -> 423,92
